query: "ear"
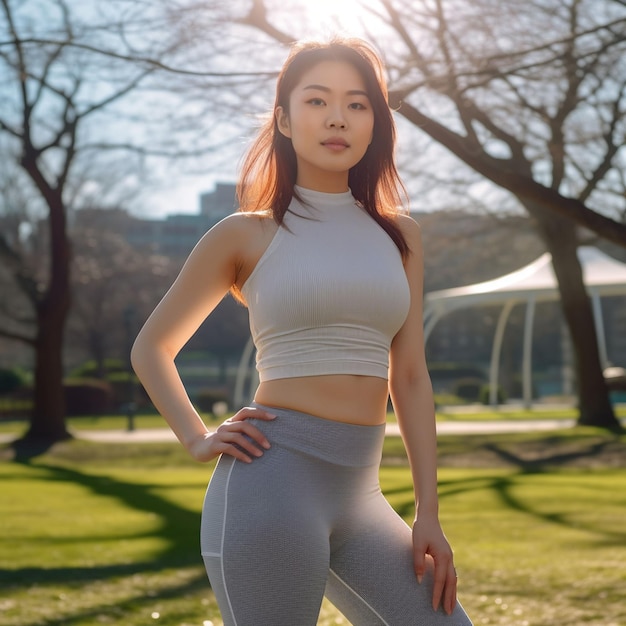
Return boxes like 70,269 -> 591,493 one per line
275,106 -> 291,138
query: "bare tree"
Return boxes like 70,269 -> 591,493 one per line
237,0 -> 625,429
4,0 -> 623,438
0,0 -> 253,442
68,219 -> 176,378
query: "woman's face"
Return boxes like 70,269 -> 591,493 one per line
276,60 -> 375,192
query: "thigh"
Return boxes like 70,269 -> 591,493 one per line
201,450 -> 331,626
326,494 -> 472,626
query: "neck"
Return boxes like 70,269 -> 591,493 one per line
295,168 -> 349,193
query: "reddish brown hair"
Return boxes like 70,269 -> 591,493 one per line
237,38 -> 410,256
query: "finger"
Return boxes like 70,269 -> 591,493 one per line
431,560 -> 448,612
215,441 -> 255,463
232,422 -> 272,450
444,567 -> 458,616
220,429 -> 267,458
413,550 -> 426,584
231,407 -> 277,422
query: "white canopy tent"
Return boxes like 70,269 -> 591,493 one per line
423,246 -> 626,406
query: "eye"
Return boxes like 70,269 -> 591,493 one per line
307,97 -> 326,106
348,102 -> 368,110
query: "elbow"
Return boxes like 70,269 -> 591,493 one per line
130,334 -> 146,378
130,330 -> 158,378
130,329 -> 176,380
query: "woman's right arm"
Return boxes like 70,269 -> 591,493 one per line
130,214 -> 275,463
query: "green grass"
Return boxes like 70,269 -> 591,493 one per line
437,402 -> 626,421
389,466 -> 626,626
436,405 -> 626,421
0,413 -> 205,435
1,403 -> 624,437
1,432 -> 625,626
436,406 -> 582,421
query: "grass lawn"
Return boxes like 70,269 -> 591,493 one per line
0,404 -> 626,435
1,429 -> 625,626
0,403 -> 624,438
436,404 -> 626,422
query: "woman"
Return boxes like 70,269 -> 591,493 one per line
132,38 -> 473,626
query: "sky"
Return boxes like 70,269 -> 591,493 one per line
137,0 -> 393,218
3,0 -> 513,223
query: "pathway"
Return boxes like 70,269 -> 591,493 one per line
0,419 -> 578,444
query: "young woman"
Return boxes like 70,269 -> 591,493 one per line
132,38 -> 473,626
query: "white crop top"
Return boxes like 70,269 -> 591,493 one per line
241,186 -> 411,382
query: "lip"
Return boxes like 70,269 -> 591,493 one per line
321,137 -> 349,149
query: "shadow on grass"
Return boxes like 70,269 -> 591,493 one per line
386,458 -> 626,548
443,470 -> 626,546
5,434 -> 625,624
1,454 -> 211,623
483,436 -> 621,470
1,436 -> 217,626
8,436 -> 61,463
2,461 -> 202,582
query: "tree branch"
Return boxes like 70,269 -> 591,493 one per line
395,98 -> 626,246
0,327 -> 36,345
237,0 -> 294,45
0,36 -> 279,78
578,85 -> 625,202
0,233 -> 41,306
77,141 -> 222,159
0,117 -> 21,138
1,0 -> 33,140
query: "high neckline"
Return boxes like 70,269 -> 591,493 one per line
294,185 -> 355,209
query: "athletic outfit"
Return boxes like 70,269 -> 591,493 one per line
200,187 -> 473,625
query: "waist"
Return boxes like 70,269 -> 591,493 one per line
247,402 -> 385,467
253,374 -> 389,426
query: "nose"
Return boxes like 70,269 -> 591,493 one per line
326,108 -> 347,129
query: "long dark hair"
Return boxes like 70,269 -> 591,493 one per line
237,37 -> 409,254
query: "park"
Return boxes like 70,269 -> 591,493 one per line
2,1 -> 626,625
1,406 -> 625,625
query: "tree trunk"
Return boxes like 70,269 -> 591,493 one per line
26,298 -> 72,441
530,210 -> 620,430
22,187 -> 73,442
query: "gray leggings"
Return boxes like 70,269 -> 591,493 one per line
200,404 -> 473,626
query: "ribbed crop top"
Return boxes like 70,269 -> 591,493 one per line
241,187 -> 411,382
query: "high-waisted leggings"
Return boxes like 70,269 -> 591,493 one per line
200,403 -> 473,626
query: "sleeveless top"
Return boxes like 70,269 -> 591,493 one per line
241,186 -> 411,382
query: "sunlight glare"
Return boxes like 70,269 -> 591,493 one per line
293,0 -> 387,38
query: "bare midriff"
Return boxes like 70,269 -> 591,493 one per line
254,374 -> 390,426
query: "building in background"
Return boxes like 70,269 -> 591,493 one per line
72,182 -> 238,260
122,182 -> 237,258
3,182 -> 624,403
200,183 -> 237,223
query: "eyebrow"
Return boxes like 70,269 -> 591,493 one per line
302,84 -> 369,97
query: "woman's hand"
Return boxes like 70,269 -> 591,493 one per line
412,514 -> 457,615
187,406 -> 277,463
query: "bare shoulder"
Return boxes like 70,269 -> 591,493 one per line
230,211 -> 279,251
202,212 -> 278,289
394,213 -> 423,255
207,211 -> 275,239
192,211 -> 277,256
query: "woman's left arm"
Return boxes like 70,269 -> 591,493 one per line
388,215 -> 457,616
